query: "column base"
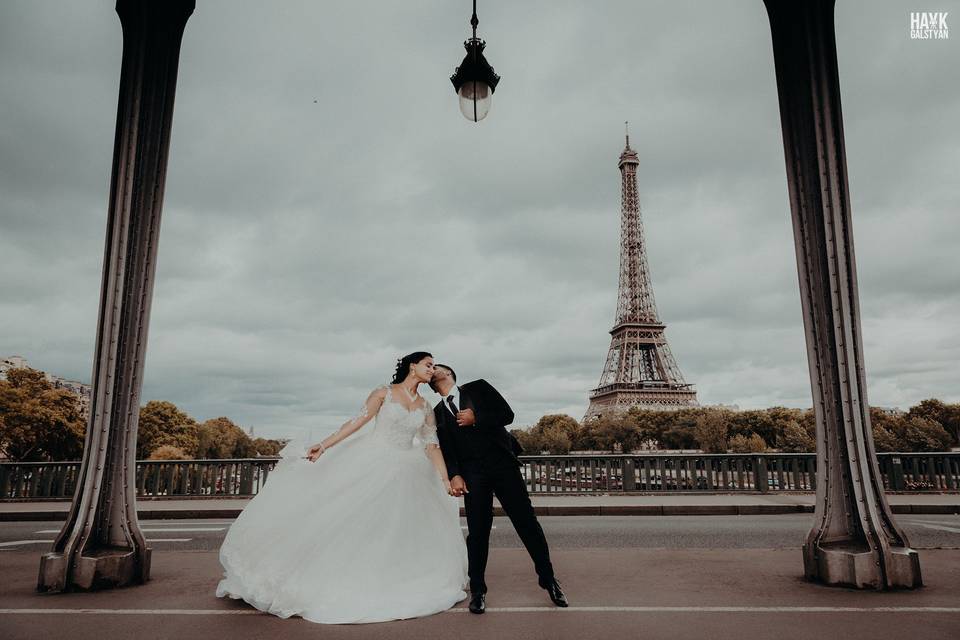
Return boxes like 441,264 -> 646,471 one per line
803,541 -> 922,590
37,547 -> 152,593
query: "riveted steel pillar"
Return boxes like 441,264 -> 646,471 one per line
763,0 -> 921,589
37,0 -> 194,592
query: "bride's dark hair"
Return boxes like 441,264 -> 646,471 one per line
392,352 -> 433,384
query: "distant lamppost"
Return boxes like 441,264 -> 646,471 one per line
450,0 -> 500,122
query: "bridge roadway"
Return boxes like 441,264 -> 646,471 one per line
2,514 -> 959,639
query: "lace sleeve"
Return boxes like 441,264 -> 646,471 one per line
349,385 -> 388,427
417,401 -> 439,447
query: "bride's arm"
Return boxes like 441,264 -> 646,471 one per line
418,403 -> 455,494
425,445 -> 454,494
306,386 -> 387,461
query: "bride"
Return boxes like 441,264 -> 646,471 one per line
216,352 -> 468,624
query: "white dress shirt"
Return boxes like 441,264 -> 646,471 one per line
442,385 -> 462,417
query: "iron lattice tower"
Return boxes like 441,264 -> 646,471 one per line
585,127 -> 698,420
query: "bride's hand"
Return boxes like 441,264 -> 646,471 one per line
306,443 -> 326,462
445,480 -> 457,497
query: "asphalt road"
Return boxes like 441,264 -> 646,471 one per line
3,517 -> 960,640
3,514 -> 959,552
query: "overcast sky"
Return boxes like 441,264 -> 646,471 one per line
1,1 -> 957,441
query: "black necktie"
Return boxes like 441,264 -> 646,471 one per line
446,395 -> 459,416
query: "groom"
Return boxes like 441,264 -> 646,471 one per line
430,364 -> 567,614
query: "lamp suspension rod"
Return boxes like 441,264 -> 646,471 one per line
471,0 -> 478,39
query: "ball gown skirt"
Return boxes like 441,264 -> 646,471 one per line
215,421 -> 468,623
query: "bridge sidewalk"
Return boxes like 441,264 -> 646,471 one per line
2,493 -> 958,520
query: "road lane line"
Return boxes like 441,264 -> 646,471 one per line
451,606 -> 960,613
0,539 -> 192,548
1,606 -> 959,615
34,528 -> 224,534
142,538 -> 193,542
917,523 -> 960,534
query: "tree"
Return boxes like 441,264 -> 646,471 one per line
586,413 -> 644,453
942,403 -> 960,447
0,368 -> 85,461
573,420 -> 602,452
694,410 -> 731,453
251,437 -> 284,456
510,428 -> 542,454
196,417 -> 256,458
871,424 -> 899,453
728,410 -> 781,447
137,400 -> 199,459
908,399 -> 960,447
539,428 -> 572,455
897,416 -> 953,452
778,420 -> 815,453
729,433 -> 767,453
660,424 -> 697,450
149,445 -> 190,460
514,414 -> 582,454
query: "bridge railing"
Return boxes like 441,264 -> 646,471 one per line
1,452 -> 958,500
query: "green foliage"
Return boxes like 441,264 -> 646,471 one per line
729,433 -> 768,453
907,398 -> 960,447
514,414 -> 581,454
149,445 -> 190,460
870,405 -> 955,452
693,410 -> 732,453
251,437 -> 285,456
0,368 -> 86,461
510,428 -> 539,454
660,424 -> 698,450
871,424 -> 899,452
196,417 -> 256,459
137,400 -> 199,460
896,416 -> 953,452
778,420 -> 816,453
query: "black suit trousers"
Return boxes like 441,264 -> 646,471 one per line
461,454 -> 554,593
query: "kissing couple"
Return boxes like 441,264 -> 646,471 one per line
215,352 -> 567,624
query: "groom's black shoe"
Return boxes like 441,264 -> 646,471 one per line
542,579 -> 568,607
468,591 -> 486,614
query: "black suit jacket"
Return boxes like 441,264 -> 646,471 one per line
434,379 -> 524,480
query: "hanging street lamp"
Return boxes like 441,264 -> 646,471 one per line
450,0 -> 500,122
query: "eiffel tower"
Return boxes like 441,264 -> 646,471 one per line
584,126 -> 698,420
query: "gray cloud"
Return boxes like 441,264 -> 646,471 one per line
2,0 -> 957,440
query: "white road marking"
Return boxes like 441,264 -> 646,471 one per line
0,538 -> 192,548
450,606 -> 960,613
35,528 -> 224,534
143,538 -> 193,542
0,606 -> 958,615
144,521 -> 235,525
916,523 -> 960,534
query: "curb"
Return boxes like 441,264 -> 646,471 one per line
3,504 -> 958,521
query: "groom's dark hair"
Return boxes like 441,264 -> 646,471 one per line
429,364 -> 457,392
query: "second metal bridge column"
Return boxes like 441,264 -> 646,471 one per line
763,0 -> 921,589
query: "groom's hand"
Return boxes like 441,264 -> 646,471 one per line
450,475 -> 468,496
455,408 -> 476,427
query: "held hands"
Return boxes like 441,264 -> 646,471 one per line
449,475 -> 468,497
455,408 -> 476,427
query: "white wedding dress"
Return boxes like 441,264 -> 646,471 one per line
216,385 -> 468,623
